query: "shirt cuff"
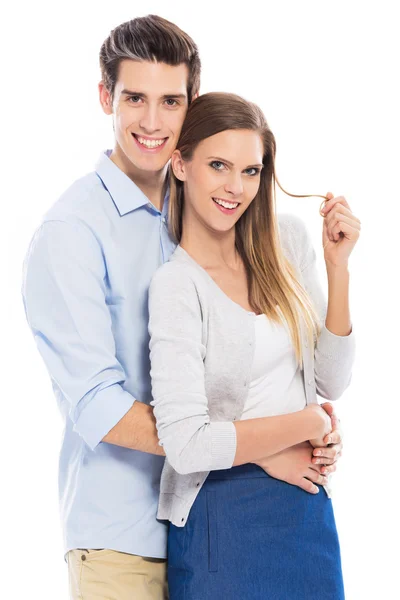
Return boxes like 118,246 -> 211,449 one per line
210,422 -> 237,470
317,322 -> 356,362
73,384 -> 135,450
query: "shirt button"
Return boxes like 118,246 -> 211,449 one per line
305,340 -> 308,348
162,216 -> 167,224
81,555 -> 86,561
308,379 -> 313,385
181,518 -> 185,523
196,482 -> 200,487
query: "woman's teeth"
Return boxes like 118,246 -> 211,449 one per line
213,198 -> 239,209
136,136 -> 166,148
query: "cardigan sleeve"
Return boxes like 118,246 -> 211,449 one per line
282,213 -> 356,401
148,262 -> 237,475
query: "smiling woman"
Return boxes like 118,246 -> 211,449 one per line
148,91 -> 359,598
173,129 -> 264,223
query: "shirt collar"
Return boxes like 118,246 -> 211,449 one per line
95,150 -> 156,216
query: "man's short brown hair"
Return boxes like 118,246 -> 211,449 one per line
100,15 -> 201,102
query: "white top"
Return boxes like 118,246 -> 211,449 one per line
148,213 -> 356,526
241,313 -> 307,420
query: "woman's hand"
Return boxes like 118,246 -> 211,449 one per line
304,403 -> 333,445
255,442 -> 331,494
308,402 -> 336,448
320,193 -> 361,267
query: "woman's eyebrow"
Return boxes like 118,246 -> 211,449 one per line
207,156 -> 263,168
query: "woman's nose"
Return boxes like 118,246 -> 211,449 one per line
224,173 -> 243,196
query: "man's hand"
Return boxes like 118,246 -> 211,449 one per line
311,402 -> 343,475
255,441 -> 331,494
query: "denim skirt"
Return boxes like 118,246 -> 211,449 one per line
167,464 -> 345,600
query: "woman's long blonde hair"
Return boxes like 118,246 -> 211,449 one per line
168,92 -> 322,367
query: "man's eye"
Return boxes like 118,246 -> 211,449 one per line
165,99 -> 178,106
210,161 -> 225,170
129,96 -> 142,103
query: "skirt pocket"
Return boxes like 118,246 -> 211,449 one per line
206,490 -> 218,572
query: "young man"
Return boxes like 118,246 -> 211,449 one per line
22,14 -> 343,600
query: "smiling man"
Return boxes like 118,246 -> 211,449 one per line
22,14 -> 343,600
22,16 -> 199,600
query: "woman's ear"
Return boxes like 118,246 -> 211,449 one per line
171,150 -> 187,182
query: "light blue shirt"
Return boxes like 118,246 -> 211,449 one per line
22,150 -> 177,558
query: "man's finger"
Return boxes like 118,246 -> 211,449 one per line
312,445 -> 341,462
322,429 -> 342,445
306,468 -> 328,486
330,412 -> 339,431
297,478 -> 320,495
320,402 -> 334,417
321,463 -> 337,475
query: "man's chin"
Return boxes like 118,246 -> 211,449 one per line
117,150 -> 171,176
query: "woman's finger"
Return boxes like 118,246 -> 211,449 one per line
330,220 -> 361,242
321,195 -> 351,215
326,213 -> 361,235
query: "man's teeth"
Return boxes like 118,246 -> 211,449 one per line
213,198 -> 239,209
136,136 -> 165,148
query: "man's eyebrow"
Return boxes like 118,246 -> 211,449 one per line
121,90 -> 187,101
121,90 -> 145,97
207,156 -> 264,168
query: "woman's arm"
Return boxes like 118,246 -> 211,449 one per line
283,211 -> 357,401
148,263 -> 331,476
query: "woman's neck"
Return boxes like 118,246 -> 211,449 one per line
180,223 -> 241,271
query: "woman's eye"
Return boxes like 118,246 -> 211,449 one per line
210,161 -> 225,171
245,168 -> 260,176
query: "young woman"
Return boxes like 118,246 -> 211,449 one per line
148,92 -> 359,599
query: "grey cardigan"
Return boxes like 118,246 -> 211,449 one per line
148,213 -> 355,527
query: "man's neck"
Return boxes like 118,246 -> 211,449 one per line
109,148 -> 168,212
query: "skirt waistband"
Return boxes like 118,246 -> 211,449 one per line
207,463 -> 270,480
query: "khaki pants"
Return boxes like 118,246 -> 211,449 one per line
67,549 -> 168,599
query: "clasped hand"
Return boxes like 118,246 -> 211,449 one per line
256,403 -> 342,494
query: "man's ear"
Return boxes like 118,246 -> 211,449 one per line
190,91 -> 200,103
99,81 -> 113,115
171,150 -> 187,182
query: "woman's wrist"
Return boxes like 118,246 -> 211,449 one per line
300,406 -> 325,440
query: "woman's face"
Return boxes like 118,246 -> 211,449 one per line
172,129 -> 264,235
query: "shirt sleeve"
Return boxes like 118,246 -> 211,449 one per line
287,214 -> 356,400
22,220 -> 135,450
148,263 -> 237,476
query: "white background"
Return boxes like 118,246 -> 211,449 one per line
2,1 -> 399,598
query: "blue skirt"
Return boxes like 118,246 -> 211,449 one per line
167,464 -> 345,600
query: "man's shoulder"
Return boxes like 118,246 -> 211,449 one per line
43,170 -> 108,225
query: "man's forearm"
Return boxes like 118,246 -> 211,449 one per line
102,401 -> 165,456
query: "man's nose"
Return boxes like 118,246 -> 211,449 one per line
139,106 -> 163,133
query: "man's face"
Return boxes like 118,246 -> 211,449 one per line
100,60 -> 190,176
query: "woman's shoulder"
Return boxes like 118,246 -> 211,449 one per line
277,212 -> 311,244
150,246 -> 206,297
277,212 -> 314,271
